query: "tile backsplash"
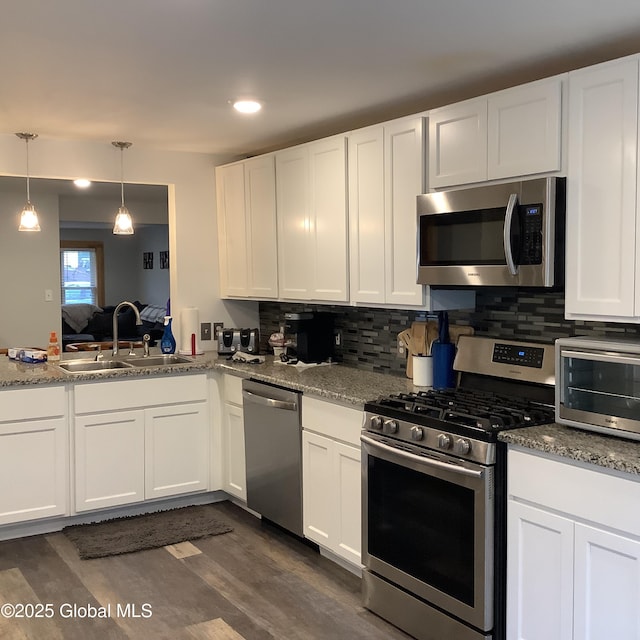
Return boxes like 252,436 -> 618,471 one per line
259,290 -> 640,377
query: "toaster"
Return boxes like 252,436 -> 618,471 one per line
217,328 -> 260,355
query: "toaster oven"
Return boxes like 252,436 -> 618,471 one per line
556,336 -> 640,441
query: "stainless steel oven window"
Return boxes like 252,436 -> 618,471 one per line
361,434 -> 494,630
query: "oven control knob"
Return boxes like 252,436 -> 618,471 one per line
383,419 -> 399,434
437,434 -> 452,450
410,426 -> 424,441
370,416 -> 384,430
454,438 -> 471,455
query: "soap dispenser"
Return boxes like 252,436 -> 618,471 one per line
47,331 -> 61,361
160,316 -> 176,354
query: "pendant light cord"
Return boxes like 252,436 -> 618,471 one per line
120,146 -> 125,207
25,138 -> 31,204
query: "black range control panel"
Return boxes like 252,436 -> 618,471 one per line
492,343 -> 544,368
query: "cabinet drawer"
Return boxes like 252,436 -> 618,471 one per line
302,396 -> 363,447
0,385 -> 66,422
223,374 -> 244,406
74,374 -> 208,414
508,448 -> 640,537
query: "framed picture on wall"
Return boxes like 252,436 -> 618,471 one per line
160,250 -> 169,269
143,252 -> 154,269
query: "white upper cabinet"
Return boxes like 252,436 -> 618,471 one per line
429,98 -> 488,188
349,116 -> 476,310
429,76 -> 564,189
565,56 -> 640,321
216,155 -> 278,299
276,135 -> 348,302
349,116 -> 425,306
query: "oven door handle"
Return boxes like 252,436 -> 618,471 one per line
561,349 -> 640,367
361,434 -> 484,479
503,193 -> 519,276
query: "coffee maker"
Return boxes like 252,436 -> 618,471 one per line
283,312 -> 334,363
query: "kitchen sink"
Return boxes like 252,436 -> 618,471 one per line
127,355 -> 194,367
57,359 -> 135,373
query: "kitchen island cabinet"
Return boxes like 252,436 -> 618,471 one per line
73,374 -> 209,512
429,75 -> 564,189
507,446 -> 640,640
302,396 -> 362,569
0,385 -> 68,526
565,54 -> 640,321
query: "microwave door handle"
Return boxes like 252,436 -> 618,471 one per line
503,193 -> 519,275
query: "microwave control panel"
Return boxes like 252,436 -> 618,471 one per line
519,204 -> 543,265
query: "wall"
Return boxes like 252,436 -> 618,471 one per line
0,191 -> 60,346
260,290 -> 640,377
0,134 -> 260,350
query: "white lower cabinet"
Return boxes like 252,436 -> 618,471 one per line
73,374 -> 209,513
221,374 -> 247,501
507,447 -> 640,640
0,386 -> 68,525
302,396 -> 362,567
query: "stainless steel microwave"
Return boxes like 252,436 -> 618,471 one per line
417,177 -> 565,287
556,336 -> 640,441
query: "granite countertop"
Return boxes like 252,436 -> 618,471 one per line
499,423 -> 640,476
6,350 -> 640,476
0,351 -> 416,406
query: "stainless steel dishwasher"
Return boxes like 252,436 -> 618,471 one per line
242,379 -> 303,536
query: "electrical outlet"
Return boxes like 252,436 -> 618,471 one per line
200,322 -> 212,341
213,322 -> 224,339
334,331 -> 342,347
397,338 -> 406,358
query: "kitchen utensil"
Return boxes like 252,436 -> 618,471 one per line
426,321 -> 439,355
410,321 -> 427,355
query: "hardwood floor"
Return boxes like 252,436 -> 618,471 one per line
0,501 -> 412,639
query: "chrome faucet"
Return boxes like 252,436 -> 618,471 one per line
112,301 -> 143,356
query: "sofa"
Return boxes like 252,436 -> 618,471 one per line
61,302 -> 166,349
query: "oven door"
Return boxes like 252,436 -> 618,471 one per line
361,433 -> 494,631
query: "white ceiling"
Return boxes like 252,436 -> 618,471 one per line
2,0 -> 640,157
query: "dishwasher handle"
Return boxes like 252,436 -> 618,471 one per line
242,388 -> 298,411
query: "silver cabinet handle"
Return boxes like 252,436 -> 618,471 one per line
503,193 -> 518,276
242,389 -> 298,411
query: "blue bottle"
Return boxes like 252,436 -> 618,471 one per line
160,315 -> 176,354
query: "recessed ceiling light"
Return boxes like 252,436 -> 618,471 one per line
73,179 -> 91,188
233,100 -> 262,114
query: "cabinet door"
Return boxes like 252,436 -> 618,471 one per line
145,403 -> 208,499
0,418 -> 68,525
75,410 -> 145,512
216,162 -> 249,297
309,136 -> 349,301
348,126 -> 386,304
245,155 -> 278,298
333,441 -> 361,566
507,501 -> 574,640
429,98 -> 488,188
302,430 -> 333,547
574,523 -> 640,640
276,145 -> 312,300
222,402 -> 246,501
488,77 -> 563,179
566,58 -> 639,319
385,116 -> 425,306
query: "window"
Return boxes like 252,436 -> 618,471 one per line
60,241 -> 105,306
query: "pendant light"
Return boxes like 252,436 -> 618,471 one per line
112,141 -> 134,235
16,133 -> 40,232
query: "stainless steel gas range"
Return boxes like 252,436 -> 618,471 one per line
361,335 -> 556,640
